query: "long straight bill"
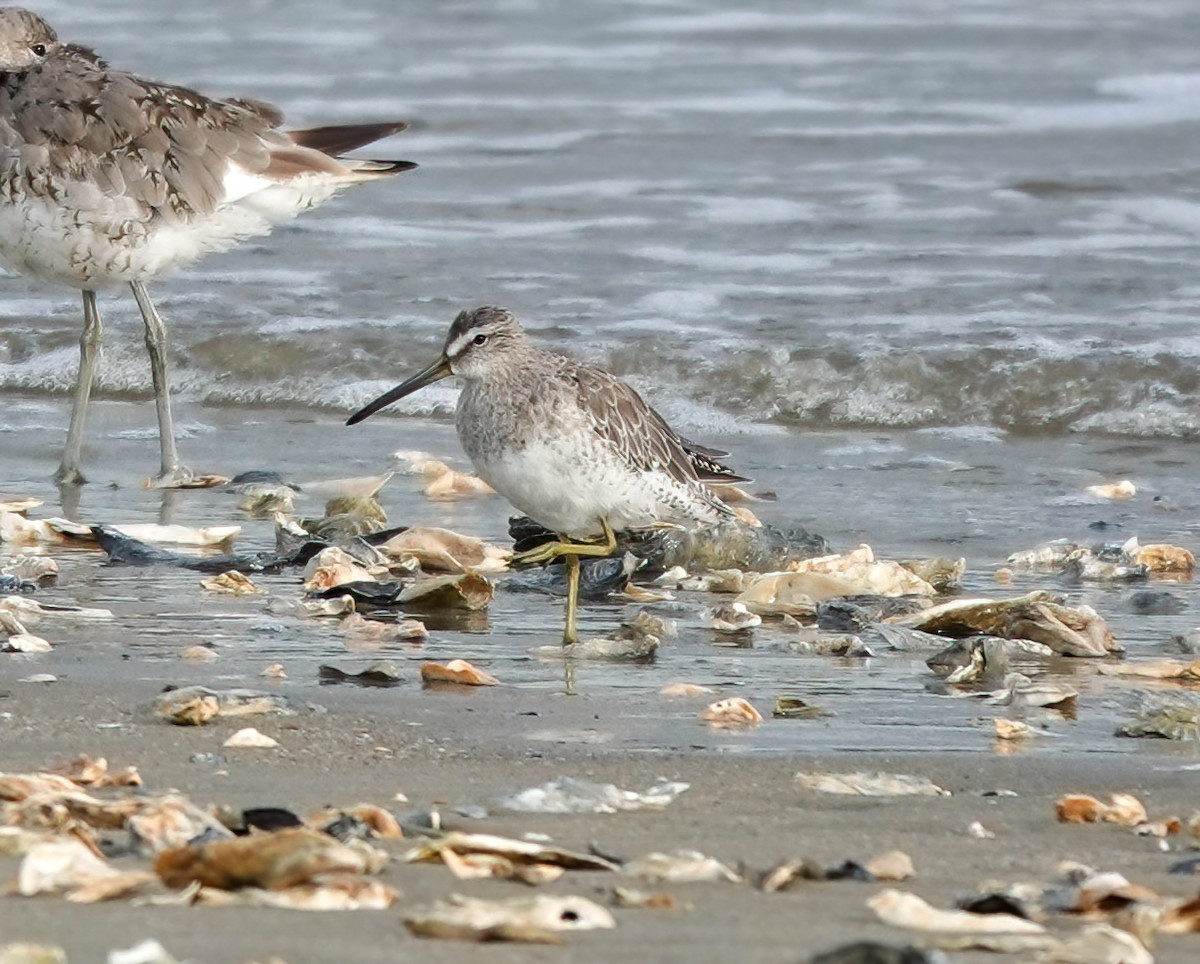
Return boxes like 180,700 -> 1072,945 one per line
346,355 -> 453,425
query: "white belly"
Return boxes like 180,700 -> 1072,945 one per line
0,166 -> 342,288
473,437 -> 697,539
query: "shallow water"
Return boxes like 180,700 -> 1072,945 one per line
4,1 -> 1200,759
5,0 -> 1200,436
4,398 -> 1200,758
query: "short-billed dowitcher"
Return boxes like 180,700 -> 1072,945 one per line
347,306 -> 748,644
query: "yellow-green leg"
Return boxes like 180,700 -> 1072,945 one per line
513,519 -> 617,646
563,553 -> 581,645
512,518 -> 617,568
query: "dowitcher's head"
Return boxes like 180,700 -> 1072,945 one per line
346,306 -> 529,425
440,306 -> 529,379
0,8 -> 58,71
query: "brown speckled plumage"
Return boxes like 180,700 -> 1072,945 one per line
0,6 -> 414,484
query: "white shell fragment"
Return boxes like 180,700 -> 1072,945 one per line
1085,480 -> 1136,500
303,547 -> 379,591
3,633 -> 52,653
500,777 -> 689,814
868,888 -> 1046,935
378,526 -> 511,573
795,771 -> 950,797
624,849 -> 742,884
402,894 -> 614,942
106,939 -> 180,964
110,524 -> 240,546
790,545 -> 937,595
222,727 -> 279,748
1043,924 -> 1153,964
18,838 -> 155,902
705,602 -> 761,632
297,473 -> 394,501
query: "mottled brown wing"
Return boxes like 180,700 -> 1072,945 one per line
571,365 -> 709,488
9,49 -> 280,217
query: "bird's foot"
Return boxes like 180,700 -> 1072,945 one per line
54,464 -> 87,486
514,520 -> 618,568
513,539 -> 575,567
146,465 -> 194,489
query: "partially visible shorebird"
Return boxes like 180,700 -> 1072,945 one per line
347,306 -> 749,644
0,7 -> 415,486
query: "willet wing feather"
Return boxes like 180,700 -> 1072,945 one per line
287,122 -> 409,156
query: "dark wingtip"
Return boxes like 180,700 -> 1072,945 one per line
354,159 -> 418,175
288,121 -> 411,155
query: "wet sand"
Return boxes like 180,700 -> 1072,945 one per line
2,679 -> 1200,962
3,398 -> 1200,960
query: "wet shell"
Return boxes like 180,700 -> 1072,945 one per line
155,827 -> 381,890
700,697 -> 763,727
790,545 -> 937,596
398,573 -> 494,610
659,683 -> 717,697
154,686 -> 296,726
420,659 -> 498,687
424,468 -> 496,500
706,602 -> 761,632
1137,543 -> 1195,573
379,527 -> 510,573
111,524 -> 240,546
1085,480 -> 1136,500
3,556 -> 58,582
3,633 -> 51,653
898,556 -> 966,592
147,473 -> 230,490
994,719 -> 1033,741
1118,704 -> 1200,741
302,548 -> 379,592
199,571 -> 262,595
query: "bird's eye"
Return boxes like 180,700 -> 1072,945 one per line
29,43 -> 46,56
473,334 -> 488,346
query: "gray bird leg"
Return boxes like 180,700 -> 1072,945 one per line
55,289 -> 102,485
130,281 -> 191,486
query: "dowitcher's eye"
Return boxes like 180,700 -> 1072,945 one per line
473,334 -> 488,346
30,43 -> 46,56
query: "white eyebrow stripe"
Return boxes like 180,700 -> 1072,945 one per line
446,332 -> 474,358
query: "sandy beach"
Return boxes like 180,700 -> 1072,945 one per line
6,0 -> 1200,957
3,680 -> 1200,962
1,399 -> 1200,961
